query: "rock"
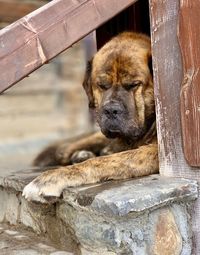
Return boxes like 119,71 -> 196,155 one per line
63,175 -> 198,216
153,208 -> 182,255
0,171 -> 198,254
0,223 -> 76,255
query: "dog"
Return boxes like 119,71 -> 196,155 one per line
23,32 -> 159,203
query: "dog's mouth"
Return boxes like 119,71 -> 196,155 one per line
102,128 -> 121,139
99,119 -> 145,142
99,119 -> 122,138
98,108 -> 146,141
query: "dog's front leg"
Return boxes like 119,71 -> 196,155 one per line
33,131 -> 109,167
55,131 -> 110,165
23,144 -> 158,203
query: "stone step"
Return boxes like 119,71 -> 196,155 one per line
0,223 -> 73,255
0,168 -> 198,255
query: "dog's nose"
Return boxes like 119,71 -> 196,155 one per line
103,104 -> 123,118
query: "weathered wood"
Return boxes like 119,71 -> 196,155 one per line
0,0 -> 138,94
178,1 -> 200,166
0,0 -> 46,23
149,0 -> 200,253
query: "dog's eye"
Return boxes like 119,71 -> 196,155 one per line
124,81 -> 142,91
97,83 -> 111,90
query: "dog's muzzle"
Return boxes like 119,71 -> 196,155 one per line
99,102 -> 126,138
102,103 -> 123,119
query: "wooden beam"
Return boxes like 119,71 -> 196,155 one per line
0,0 -> 46,23
0,0 -> 138,94
149,0 -> 200,253
178,0 -> 200,166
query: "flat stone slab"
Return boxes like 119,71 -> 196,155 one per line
0,169 -> 198,216
0,167 -> 55,191
63,175 -> 198,216
0,169 -> 198,254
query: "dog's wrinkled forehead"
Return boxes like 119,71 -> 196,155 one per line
94,54 -> 148,85
92,36 -> 151,85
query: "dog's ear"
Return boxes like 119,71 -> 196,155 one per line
82,60 -> 95,109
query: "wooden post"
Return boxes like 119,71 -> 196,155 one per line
178,0 -> 200,167
149,0 -> 200,253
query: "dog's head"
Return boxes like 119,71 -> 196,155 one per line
83,32 -> 155,142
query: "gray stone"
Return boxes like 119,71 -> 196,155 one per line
11,249 -> 41,255
0,169 -> 40,191
63,175 -> 198,216
0,170 -> 198,254
4,229 -> 19,235
0,240 -> 9,249
80,248 -> 116,255
14,235 -> 28,240
0,188 -> 20,224
50,252 -> 74,255
0,223 -> 75,255
37,243 -> 56,252
58,198 -> 193,254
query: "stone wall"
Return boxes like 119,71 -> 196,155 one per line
0,0 -> 97,169
0,41 -> 93,168
0,172 -> 197,254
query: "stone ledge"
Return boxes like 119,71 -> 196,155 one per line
0,170 -> 197,212
0,169 -> 198,254
63,175 -> 198,216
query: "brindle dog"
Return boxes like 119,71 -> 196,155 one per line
23,32 -> 159,203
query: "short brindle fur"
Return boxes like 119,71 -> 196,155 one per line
23,32 -> 159,203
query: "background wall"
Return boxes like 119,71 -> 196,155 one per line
0,0 -> 97,170
0,36 -> 94,169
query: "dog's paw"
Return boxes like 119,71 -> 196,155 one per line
23,181 -> 45,203
55,145 -> 73,165
71,150 -> 95,164
22,178 -> 64,203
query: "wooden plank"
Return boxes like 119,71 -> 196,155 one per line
178,1 -> 200,166
0,0 -> 138,94
149,0 -> 200,253
0,0 -> 46,23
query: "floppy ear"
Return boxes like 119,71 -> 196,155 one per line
82,60 -> 95,109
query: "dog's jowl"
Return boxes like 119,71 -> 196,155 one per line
23,32 -> 159,203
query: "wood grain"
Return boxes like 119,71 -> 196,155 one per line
178,0 -> 200,166
0,0 -> 138,94
0,0 -> 46,23
149,0 -> 200,253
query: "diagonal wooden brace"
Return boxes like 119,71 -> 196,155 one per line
0,0 -> 138,94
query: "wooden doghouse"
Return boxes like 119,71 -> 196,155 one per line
0,0 -> 200,253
